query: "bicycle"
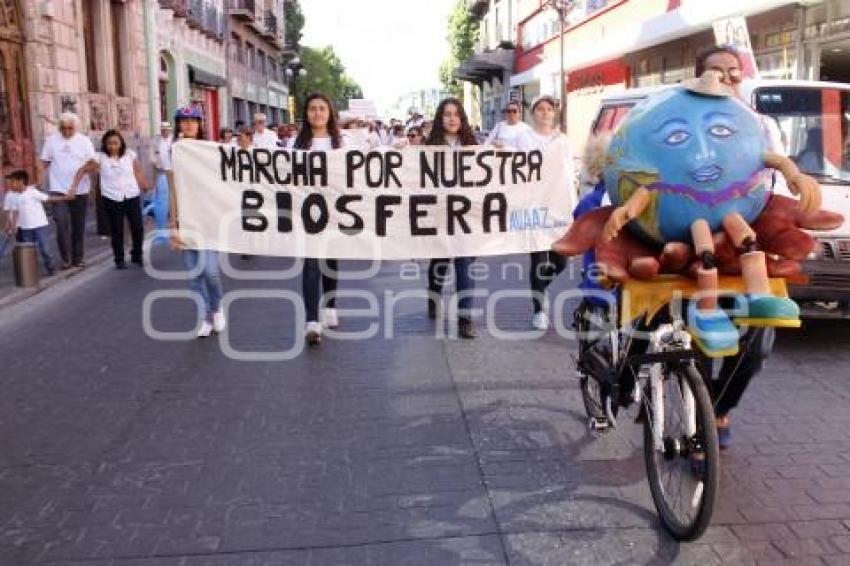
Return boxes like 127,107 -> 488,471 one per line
572,274 -> 794,540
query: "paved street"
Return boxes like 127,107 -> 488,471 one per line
2,249 -> 850,566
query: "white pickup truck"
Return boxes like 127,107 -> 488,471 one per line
588,79 -> 850,319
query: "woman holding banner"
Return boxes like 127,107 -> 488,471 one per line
425,98 -> 479,340
516,95 -> 576,330
167,105 -> 226,339
289,93 -> 345,346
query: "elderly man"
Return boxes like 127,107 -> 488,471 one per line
251,112 -> 279,148
38,112 -> 96,268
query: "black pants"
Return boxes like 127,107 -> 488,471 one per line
303,258 -> 339,322
529,251 -> 567,313
50,193 -> 88,264
707,327 -> 775,417
103,196 -> 143,264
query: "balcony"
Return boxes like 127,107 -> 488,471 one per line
229,0 -> 256,21
187,0 -> 204,29
159,0 -> 189,17
467,0 -> 489,19
263,11 -> 277,39
203,5 -> 225,41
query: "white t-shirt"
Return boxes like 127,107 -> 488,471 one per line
8,187 -> 49,229
286,136 -> 344,151
253,128 -> 280,149
99,150 -> 141,202
485,121 -> 533,150
40,132 -> 97,194
516,129 -> 578,210
3,190 -> 18,212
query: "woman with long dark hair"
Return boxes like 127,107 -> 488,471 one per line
81,129 -> 149,269
167,105 -> 226,338
425,97 -> 478,339
290,93 -> 344,346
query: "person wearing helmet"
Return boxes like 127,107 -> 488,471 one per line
166,104 -> 226,339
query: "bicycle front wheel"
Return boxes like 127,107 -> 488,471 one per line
643,364 -> 719,541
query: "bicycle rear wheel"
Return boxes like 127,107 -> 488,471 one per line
643,364 -> 719,541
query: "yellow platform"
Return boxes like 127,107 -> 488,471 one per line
617,275 -> 791,327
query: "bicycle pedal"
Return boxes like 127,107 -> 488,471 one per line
588,417 -> 611,433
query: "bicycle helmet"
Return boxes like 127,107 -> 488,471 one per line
174,105 -> 203,121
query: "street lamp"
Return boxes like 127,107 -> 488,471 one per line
285,57 -> 307,122
547,0 -> 577,131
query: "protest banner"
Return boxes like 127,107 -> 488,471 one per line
172,139 -> 574,259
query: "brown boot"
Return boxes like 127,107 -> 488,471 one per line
458,317 -> 476,339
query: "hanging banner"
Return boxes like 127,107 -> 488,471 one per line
713,16 -> 760,79
172,140 -> 575,260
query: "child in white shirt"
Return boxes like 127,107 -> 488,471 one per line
4,170 -> 69,275
0,189 -> 19,263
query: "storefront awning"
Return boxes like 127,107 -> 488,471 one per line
188,65 -> 227,87
455,48 -> 515,83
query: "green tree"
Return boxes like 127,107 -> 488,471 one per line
293,46 -> 364,118
284,1 -> 305,49
440,0 -> 480,97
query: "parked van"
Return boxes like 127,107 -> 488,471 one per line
588,80 -> 850,318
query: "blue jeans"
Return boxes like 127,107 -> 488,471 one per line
20,226 -> 54,272
182,250 -> 223,320
428,256 -> 476,315
152,172 -> 170,243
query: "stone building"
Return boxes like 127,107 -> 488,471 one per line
227,0 -> 291,127
152,0 -> 227,141
0,0 -> 151,177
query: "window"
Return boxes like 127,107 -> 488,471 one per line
81,0 -> 99,92
520,10 -> 559,50
246,42 -> 255,70
592,103 -> 636,135
231,33 -> 243,64
257,48 -> 265,73
755,87 -> 850,182
110,0 -> 126,96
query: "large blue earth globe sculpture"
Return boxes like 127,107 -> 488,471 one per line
602,86 -> 768,246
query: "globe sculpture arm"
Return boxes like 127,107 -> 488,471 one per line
763,151 -> 822,214
602,186 -> 652,242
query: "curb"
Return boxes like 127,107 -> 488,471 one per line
0,248 -> 113,312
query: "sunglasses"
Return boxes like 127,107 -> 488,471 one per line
504,108 -> 519,114
407,133 -> 419,138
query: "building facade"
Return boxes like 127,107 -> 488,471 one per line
226,0 -> 290,127
152,0 -> 227,141
456,0 -> 850,154
0,0 -> 152,178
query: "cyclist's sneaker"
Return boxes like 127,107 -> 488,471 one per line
688,306 -> 739,358
735,294 -> 801,328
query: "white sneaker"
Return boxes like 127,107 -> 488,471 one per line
305,321 -> 322,345
212,310 -> 226,333
322,308 -> 339,329
532,312 -> 550,330
197,320 -> 213,338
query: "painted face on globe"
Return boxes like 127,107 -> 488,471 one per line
603,87 -> 768,245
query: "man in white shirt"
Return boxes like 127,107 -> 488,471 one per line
485,100 -> 532,150
38,112 -> 96,268
251,113 -> 280,149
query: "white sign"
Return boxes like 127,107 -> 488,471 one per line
172,140 -> 576,260
713,16 -> 759,79
348,98 -> 378,119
